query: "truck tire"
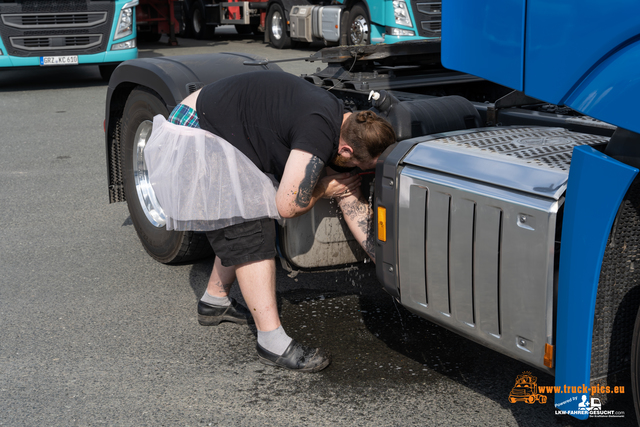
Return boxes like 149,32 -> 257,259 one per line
121,87 -> 213,264
267,3 -> 291,49
180,0 -> 194,37
347,3 -> 370,45
632,306 -> 640,422
191,0 -> 215,40
590,178 -> 640,408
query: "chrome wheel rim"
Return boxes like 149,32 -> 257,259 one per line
193,8 -> 203,35
350,15 -> 368,44
271,11 -> 283,40
133,120 -> 166,228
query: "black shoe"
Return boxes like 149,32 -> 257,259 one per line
197,299 -> 254,326
257,340 -> 331,372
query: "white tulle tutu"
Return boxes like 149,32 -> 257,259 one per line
143,115 -> 280,231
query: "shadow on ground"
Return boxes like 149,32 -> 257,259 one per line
187,258 -> 637,426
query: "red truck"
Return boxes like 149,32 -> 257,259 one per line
136,0 -> 183,43
135,0 -> 258,43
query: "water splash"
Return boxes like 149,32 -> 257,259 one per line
368,178 -> 375,208
391,296 -> 408,340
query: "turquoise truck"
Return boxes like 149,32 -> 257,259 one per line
265,0 -> 441,48
179,0 -> 440,49
0,0 -> 139,81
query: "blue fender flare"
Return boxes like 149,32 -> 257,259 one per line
565,38 -> 640,135
554,145 -> 638,419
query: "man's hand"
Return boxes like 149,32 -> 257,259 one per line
318,173 -> 362,199
277,149 -> 376,261
335,189 -> 376,263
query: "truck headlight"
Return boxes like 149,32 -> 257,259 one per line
388,27 -> 415,36
392,0 -> 412,27
111,39 -> 137,50
114,1 -> 139,40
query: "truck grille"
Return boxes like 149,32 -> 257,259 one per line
0,1 -> 114,57
2,11 -> 107,28
410,0 -> 441,37
11,33 -> 102,50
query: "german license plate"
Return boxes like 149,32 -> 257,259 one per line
40,56 -> 79,66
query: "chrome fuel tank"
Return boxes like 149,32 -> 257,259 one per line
379,126 -> 608,372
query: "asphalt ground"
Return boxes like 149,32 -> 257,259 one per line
0,27 -> 636,426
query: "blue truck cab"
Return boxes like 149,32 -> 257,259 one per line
442,0 -> 640,420
0,0 -> 138,80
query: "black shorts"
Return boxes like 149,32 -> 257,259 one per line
205,218 -> 277,267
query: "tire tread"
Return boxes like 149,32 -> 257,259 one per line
121,86 -> 213,265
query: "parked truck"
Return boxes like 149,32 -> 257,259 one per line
264,0 -> 441,48
439,0 -> 640,420
104,0 -> 640,421
179,0 -> 440,48
0,0 -> 138,81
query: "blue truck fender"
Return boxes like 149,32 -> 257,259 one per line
555,146 -> 638,419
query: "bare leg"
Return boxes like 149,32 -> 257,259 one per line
198,257 -> 253,326
206,257 -> 237,297
234,258 -> 280,332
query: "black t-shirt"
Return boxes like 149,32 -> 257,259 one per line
196,71 -> 344,181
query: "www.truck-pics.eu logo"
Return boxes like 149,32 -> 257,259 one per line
508,372 -> 548,404
509,371 -> 626,418
509,371 -> 626,405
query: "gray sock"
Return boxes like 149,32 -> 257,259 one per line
200,290 -> 231,307
258,326 -> 293,356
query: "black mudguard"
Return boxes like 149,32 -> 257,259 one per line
105,52 -> 283,203
105,52 -> 283,124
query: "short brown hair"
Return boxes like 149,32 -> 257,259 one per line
340,110 -> 396,162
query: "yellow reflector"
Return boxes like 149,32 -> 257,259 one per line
377,206 -> 387,242
544,343 -> 554,368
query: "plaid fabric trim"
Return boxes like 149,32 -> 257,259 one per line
168,104 -> 200,128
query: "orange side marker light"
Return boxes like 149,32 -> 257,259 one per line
377,206 -> 387,242
544,343 -> 554,368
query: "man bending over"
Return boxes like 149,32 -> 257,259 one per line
158,70 -> 395,372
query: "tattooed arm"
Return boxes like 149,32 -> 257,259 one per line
336,189 -> 376,263
276,149 -> 328,218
